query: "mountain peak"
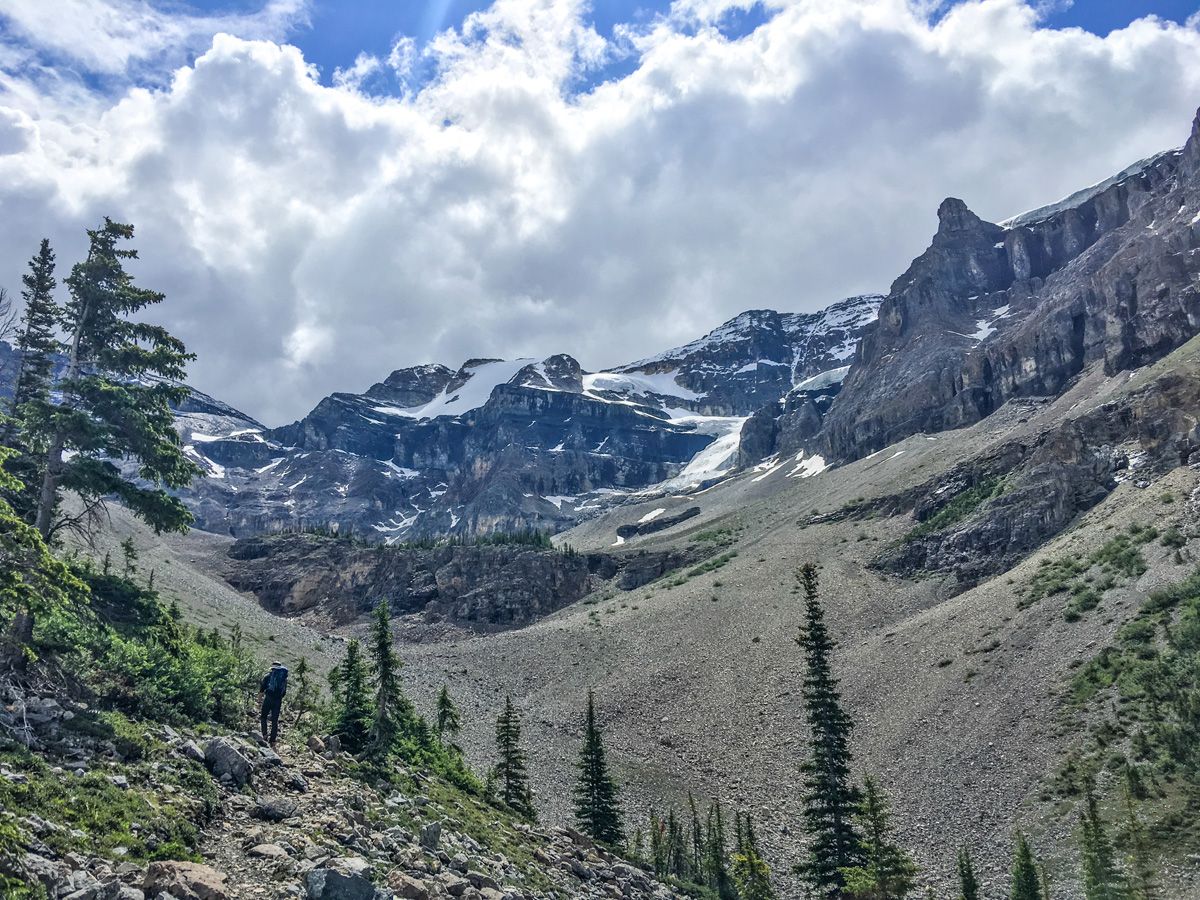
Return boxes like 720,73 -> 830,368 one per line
935,197 -> 987,236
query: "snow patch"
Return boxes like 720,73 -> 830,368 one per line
638,507 -> 667,524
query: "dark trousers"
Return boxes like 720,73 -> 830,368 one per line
260,692 -> 283,743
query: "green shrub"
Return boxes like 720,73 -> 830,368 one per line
904,476 -> 1007,541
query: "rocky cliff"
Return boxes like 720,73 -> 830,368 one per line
221,532 -> 708,630
814,113 -> 1200,464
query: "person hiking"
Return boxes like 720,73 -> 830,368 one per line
260,661 -> 288,746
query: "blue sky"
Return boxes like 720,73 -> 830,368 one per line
176,0 -> 1200,88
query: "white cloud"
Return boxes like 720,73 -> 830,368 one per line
0,0 -> 1198,425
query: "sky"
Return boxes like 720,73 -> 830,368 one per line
1,0 -> 1199,424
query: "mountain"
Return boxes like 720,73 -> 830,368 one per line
173,294 -> 882,540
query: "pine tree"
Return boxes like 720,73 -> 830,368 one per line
957,847 -> 980,900
841,776 -> 918,899
333,639 -> 373,753
1122,788 -> 1157,900
667,810 -> 688,879
1011,833 -> 1043,900
1079,782 -> 1125,900
794,563 -> 864,896
572,691 -> 625,845
436,684 -> 462,744
32,219 -> 198,540
493,695 -> 536,819
366,600 -> 410,758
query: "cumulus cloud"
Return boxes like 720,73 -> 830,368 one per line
0,0 -> 1198,424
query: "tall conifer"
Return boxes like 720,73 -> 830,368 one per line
572,691 -> 625,845
31,219 -> 197,539
1010,833 -> 1043,900
366,601 -> 410,758
1122,788 -> 1157,900
333,639 -> 373,753
794,563 -> 864,895
493,695 -> 536,819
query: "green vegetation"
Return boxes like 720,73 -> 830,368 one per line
903,476 -> 1007,542
644,799 -> 764,899
1022,523 -> 1162,619
840,775 -> 918,899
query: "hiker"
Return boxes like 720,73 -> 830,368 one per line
260,661 -> 289,746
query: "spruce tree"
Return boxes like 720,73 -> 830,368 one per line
436,684 -> 462,743
841,775 -> 918,899
366,600 -> 410,758
493,695 -> 536,819
32,219 -> 197,539
1011,833 -> 1043,900
794,563 -> 864,896
649,811 -> 667,876
572,691 -> 625,845
1079,783 -> 1125,900
957,847 -> 980,900
291,657 -> 315,724
333,639 -> 373,753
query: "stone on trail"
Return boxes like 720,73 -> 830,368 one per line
251,795 -> 298,822
203,737 -> 252,787
305,856 -> 390,900
143,860 -> 231,900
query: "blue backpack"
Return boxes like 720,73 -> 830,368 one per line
265,666 -> 288,696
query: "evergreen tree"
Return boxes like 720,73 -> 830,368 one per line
3,240 -> 59,484
436,684 -> 462,743
841,776 -> 918,899
1011,833 -> 1043,900
31,219 -> 198,540
333,639 -> 373,753
690,794 -> 706,883
732,811 -> 776,900
1122,788 -> 1157,900
957,847 -> 980,900
667,810 -> 688,879
705,801 -> 736,899
794,563 -> 864,896
493,695 -> 536,819
1079,783 -> 1125,900
366,600 -> 410,758
572,691 -> 625,845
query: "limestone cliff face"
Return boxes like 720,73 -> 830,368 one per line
223,533 -> 705,629
819,113 -> 1200,463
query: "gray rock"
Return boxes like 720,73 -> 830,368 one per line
203,738 -> 252,787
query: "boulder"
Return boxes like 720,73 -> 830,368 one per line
178,741 -> 205,764
419,822 -> 441,851
388,873 -> 430,899
142,861 -> 230,900
305,857 -> 388,900
251,796 -> 298,822
203,738 -> 252,787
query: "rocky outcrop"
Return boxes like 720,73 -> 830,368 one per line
821,112 -> 1200,463
874,364 -> 1200,582
222,534 -> 709,629
616,506 -> 700,539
